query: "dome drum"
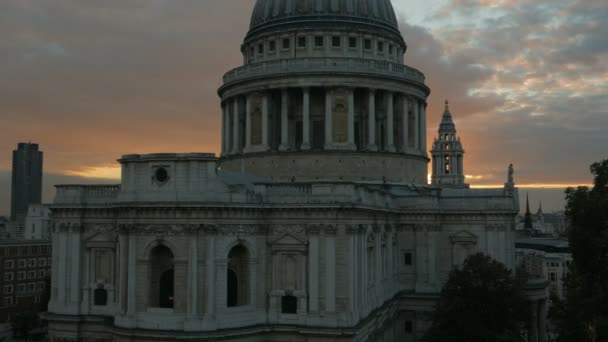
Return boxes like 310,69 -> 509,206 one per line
218,85 -> 429,183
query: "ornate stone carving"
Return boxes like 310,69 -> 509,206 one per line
305,225 -> 321,236
324,225 -> 338,236
90,224 -> 117,235
218,224 -> 258,236
272,225 -> 306,236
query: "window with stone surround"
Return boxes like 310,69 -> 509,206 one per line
3,272 -> 13,281
349,37 -> 358,49
282,38 -> 290,50
281,295 -> 297,314
149,245 -> 174,309
227,244 -> 250,307
297,36 -> 307,48
405,320 -> 413,334
314,36 -> 324,48
404,252 -> 413,266
364,39 -> 372,50
332,36 -> 341,48
4,260 -> 14,269
94,287 -> 108,306
3,285 -> 13,295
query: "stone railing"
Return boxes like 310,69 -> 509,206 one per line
54,185 -> 121,205
223,57 -> 426,85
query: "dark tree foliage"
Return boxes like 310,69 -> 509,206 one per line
549,159 -> 608,342
423,253 -> 528,342
10,311 -> 38,339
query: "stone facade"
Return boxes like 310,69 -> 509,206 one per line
46,1 -> 539,341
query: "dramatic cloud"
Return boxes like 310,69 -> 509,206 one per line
0,0 -> 605,214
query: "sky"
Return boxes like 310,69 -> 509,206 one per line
1,0 -> 606,215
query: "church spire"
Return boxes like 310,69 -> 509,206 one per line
431,100 -> 467,188
524,193 -> 533,229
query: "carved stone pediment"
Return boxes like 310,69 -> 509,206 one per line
269,232 -> 308,253
85,232 -> 117,249
450,230 -> 478,246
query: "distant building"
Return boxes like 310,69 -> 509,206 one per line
0,217 -> 9,239
517,196 -> 565,237
516,238 -> 572,298
24,205 -> 51,240
10,143 -> 43,235
0,240 -> 52,322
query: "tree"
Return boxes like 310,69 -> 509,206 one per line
10,311 -> 38,340
423,253 -> 528,342
549,159 -> 608,342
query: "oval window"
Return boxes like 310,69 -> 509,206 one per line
155,168 -> 169,183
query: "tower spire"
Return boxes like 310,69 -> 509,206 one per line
524,193 -> 533,229
431,100 -> 467,188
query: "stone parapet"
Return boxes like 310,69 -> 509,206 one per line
222,57 -> 426,87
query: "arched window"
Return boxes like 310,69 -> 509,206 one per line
94,287 -> 108,306
149,245 -> 174,309
227,244 -> 250,307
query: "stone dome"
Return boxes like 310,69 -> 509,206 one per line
249,0 -> 400,34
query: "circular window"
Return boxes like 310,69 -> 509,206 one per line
155,168 -> 169,183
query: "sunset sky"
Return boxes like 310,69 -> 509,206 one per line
1,0 -> 606,215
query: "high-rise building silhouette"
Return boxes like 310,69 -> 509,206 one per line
10,143 -> 43,224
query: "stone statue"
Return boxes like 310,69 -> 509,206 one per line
508,164 -> 514,184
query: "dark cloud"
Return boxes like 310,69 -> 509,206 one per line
0,0 -> 606,215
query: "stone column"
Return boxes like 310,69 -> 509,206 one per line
127,234 -> 137,317
386,92 -> 395,152
70,227 -> 81,313
221,104 -> 227,155
262,93 -> 269,150
348,88 -> 356,149
57,230 -> 67,305
402,95 -> 409,151
421,101 -> 427,154
245,95 -> 252,150
205,232 -> 216,325
302,88 -> 311,150
325,228 -> 336,313
119,232 -> 128,314
232,98 -> 240,153
188,232 -> 199,317
325,88 -> 333,149
308,228 -> 320,313
225,104 -> 232,154
347,227 -> 357,320
367,89 -> 377,151
279,89 -> 289,151
412,98 -> 420,150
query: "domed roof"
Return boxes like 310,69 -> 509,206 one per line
249,0 -> 400,33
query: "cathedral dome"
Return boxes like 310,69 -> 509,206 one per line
249,0 -> 400,34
